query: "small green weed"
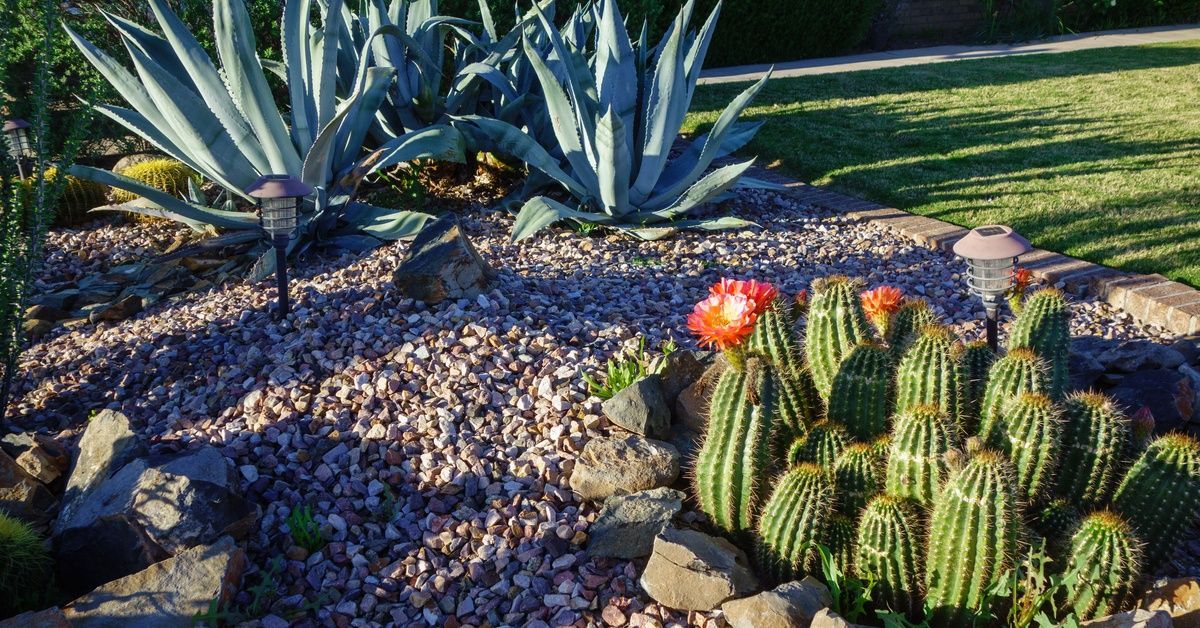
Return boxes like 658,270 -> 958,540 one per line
582,337 -> 676,400
286,505 -> 323,553
629,255 -> 660,268
987,539 -> 1083,628
813,542 -> 875,624
194,556 -> 334,626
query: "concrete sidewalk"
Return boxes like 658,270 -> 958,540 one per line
698,24 -> 1200,85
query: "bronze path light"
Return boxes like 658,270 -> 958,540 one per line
246,174 -> 313,320
953,225 -> 1032,351
3,119 -> 33,179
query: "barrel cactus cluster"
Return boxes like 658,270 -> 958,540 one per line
686,276 -> 1200,626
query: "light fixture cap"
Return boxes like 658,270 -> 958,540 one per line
245,174 -> 313,200
953,225 -> 1031,260
3,119 -> 30,132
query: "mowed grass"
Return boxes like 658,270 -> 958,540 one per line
685,41 -> 1200,286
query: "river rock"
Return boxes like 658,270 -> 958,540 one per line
63,536 -> 245,627
56,409 -> 145,534
392,213 -> 495,304
569,436 -> 679,501
587,487 -> 683,559
602,375 -> 670,438
639,527 -> 758,611
722,577 -> 832,628
1143,577 -> 1200,628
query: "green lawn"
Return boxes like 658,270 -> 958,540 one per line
685,41 -> 1200,287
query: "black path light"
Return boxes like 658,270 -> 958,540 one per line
246,174 -> 313,320
3,119 -> 33,179
953,225 -> 1032,351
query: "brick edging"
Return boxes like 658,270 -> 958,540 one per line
747,168 -> 1200,335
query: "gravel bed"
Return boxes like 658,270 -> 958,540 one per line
5,188 -> 1177,627
35,218 -> 190,290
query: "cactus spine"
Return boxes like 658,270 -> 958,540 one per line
889,299 -> 938,359
789,420 -> 849,470
1064,512 -> 1143,620
925,451 -> 1020,627
856,495 -> 923,619
998,393 -> 1061,503
1008,289 -> 1070,398
1114,434 -> 1200,568
834,443 -> 884,516
1057,393 -> 1130,509
895,325 -> 963,423
1032,498 -> 1079,555
748,299 -> 803,374
694,358 -> 779,534
24,167 -> 108,226
823,514 -> 858,575
111,158 -> 199,204
960,341 -> 995,432
886,405 -> 961,505
805,276 -> 871,400
978,348 -> 1049,445
828,343 -> 893,440
776,370 -> 820,442
756,463 -> 835,582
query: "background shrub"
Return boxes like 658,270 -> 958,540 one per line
984,0 -> 1200,40
0,513 -> 53,617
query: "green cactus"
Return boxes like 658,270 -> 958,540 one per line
748,298 -> 803,374
1008,289 -> 1070,398
998,393 -> 1061,503
1057,393 -> 1130,510
960,341 -> 995,433
694,358 -> 780,534
1031,498 -> 1079,556
925,451 -> 1020,627
1113,433 -> 1200,569
777,369 -> 820,443
856,495 -> 923,620
889,299 -> 938,359
23,167 -> 109,226
823,513 -> 858,576
834,443 -> 884,516
111,158 -> 199,205
978,348 -> 1050,445
805,276 -> 872,400
886,405 -> 962,505
0,513 -> 52,617
757,463 -> 836,583
895,325 -> 963,423
828,342 -> 893,441
789,420 -> 849,471
1064,512 -> 1143,621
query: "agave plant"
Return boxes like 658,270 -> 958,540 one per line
458,0 -> 771,240
63,0 -> 465,272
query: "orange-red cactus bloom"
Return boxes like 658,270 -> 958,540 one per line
710,278 -> 778,314
861,286 -> 903,321
687,293 -> 759,351
1014,268 -> 1033,291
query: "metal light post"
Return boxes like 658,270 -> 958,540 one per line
953,225 -> 1032,351
3,119 -> 34,179
246,174 -> 312,320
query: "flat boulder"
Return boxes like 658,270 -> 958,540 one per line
1143,577 -> 1200,627
0,449 -> 56,526
639,527 -> 757,612
1082,609 -> 1173,628
587,487 -> 683,559
602,375 -> 671,438
569,436 -> 679,501
722,577 -> 833,628
63,536 -> 245,627
1,432 -> 70,485
56,409 -> 145,535
392,213 -> 495,305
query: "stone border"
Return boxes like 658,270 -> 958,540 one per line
750,169 -> 1200,335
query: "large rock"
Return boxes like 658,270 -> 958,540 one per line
63,536 -> 246,627
0,608 -> 69,627
391,213 -> 495,305
569,436 -> 679,502
650,350 -> 707,404
811,608 -> 873,628
602,375 -> 671,438
1143,578 -> 1200,628
1108,369 -> 1194,434
1,432 -> 70,485
0,449 -> 56,526
55,447 -> 258,594
56,409 -> 146,534
587,487 -> 683,559
722,577 -> 832,628
640,527 -> 758,612
674,354 -> 728,432
1081,609 -> 1173,628
1098,339 -> 1186,373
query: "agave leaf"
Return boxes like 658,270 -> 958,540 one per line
90,201 -> 206,231
512,196 -> 604,241
638,159 -> 755,222
316,0 -> 347,132
70,165 -> 258,230
333,66 -> 396,176
529,2 -> 598,164
302,66 -> 394,187
681,0 -> 720,102
520,34 -> 599,198
454,116 -> 586,199
284,0 -> 318,149
214,0 -> 302,174
343,202 -> 432,239
362,124 -> 466,176
327,234 -> 384,251
644,71 -> 769,209
595,107 -> 631,218
97,9 -> 195,91
90,104 -> 210,180
629,0 -> 689,204
595,0 -> 636,148
153,230 -> 262,262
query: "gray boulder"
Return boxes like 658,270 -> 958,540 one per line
650,350 -> 707,403
392,213 -> 495,304
587,487 -> 683,559
1,432 -> 69,485
811,608 -> 874,628
602,375 -> 671,438
0,449 -> 56,526
56,409 -> 145,534
63,536 -> 246,628
569,436 -> 680,502
640,527 -> 758,611
722,577 -> 833,628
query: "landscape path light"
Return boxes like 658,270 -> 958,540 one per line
3,119 -> 33,179
952,224 -> 1032,351
246,174 -> 313,320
